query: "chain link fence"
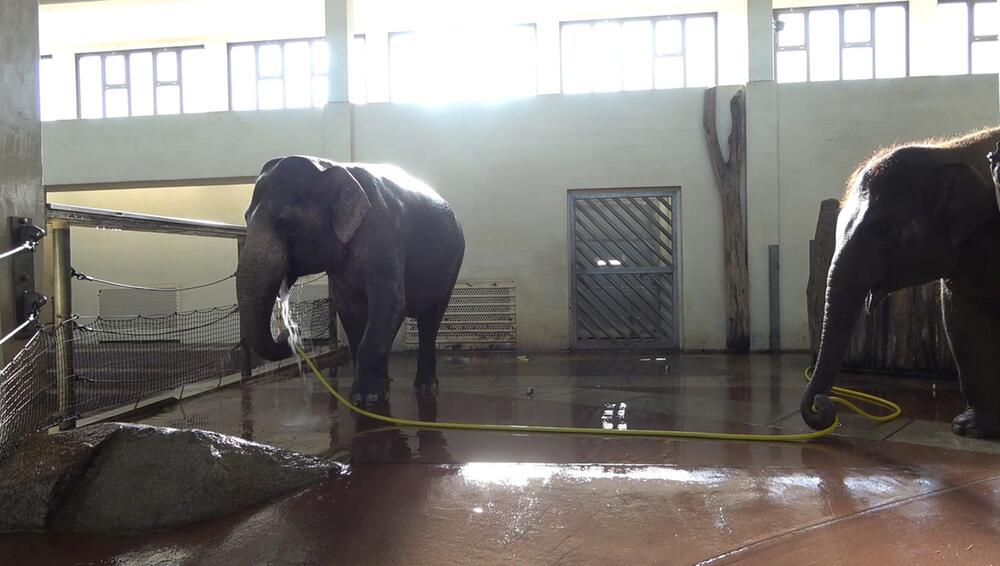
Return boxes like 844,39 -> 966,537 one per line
0,296 -> 334,462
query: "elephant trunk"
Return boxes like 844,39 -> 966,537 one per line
801,256 -> 869,430
237,227 -> 292,361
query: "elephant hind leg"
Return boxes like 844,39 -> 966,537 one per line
415,303 -> 447,392
334,294 -> 367,365
942,285 -> 1000,438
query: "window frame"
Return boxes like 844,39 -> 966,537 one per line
558,12 -> 720,94
773,2 -> 910,82
386,23 -> 539,103
226,37 -> 328,111
74,45 -> 202,119
938,0 -> 999,74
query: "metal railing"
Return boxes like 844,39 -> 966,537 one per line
0,204 -> 340,462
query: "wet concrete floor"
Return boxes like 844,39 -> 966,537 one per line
3,352 -> 1000,564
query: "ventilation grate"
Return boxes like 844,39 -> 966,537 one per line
404,280 -> 516,350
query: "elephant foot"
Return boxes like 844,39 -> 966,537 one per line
349,383 -> 390,408
952,408 -> 1000,439
413,376 -> 439,394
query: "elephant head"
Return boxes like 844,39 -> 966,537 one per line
802,145 -> 998,430
237,156 -> 371,361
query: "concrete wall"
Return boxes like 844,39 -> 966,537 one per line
0,0 -> 45,361
353,89 -> 737,350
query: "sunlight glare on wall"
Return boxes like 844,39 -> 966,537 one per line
971,1 -> 998,75
935,2 -> 970,75
389,24 -> 536,104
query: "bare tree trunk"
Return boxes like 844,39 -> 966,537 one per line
703,88 -> 750,353
807,199 -> 840,355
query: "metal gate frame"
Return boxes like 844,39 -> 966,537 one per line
567,188 -> 682,351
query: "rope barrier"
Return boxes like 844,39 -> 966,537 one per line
69,269 -> 236,292
0,314 -> 37,347
77,308 -> 239,337
0,241 -> 36,262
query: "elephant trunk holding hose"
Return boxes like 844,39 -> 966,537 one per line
236,156 -> 465,407
804,127 -> 1000,438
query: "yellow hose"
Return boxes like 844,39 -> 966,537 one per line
295,344 -> 900,443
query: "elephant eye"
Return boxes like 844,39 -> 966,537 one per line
870,219 -> 890,238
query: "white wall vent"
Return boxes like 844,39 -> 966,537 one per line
404,280 -> 516,351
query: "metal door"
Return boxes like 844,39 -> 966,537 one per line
569,190 -> 679,349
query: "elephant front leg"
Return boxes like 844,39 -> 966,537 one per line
350,289 -> 406,408
941,285 -> 1000,438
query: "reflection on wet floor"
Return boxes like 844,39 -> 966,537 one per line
3,352 -> 1000,564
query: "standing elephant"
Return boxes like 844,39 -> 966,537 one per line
804,127 -> 1000,438
237,156 -> 465,406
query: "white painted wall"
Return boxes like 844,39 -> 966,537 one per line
41,107 -> 347,186
353,89 -> 737,350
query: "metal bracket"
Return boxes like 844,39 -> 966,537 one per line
10,217 -> 46,338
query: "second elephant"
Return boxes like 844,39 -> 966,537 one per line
804,126 -> 1000,438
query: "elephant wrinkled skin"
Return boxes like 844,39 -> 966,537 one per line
236,156 -> 465,407
805,127 -> 1000,438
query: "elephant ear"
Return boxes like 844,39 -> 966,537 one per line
323,165 -> 372,243
935,163 -> 995,247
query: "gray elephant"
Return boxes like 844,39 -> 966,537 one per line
236,156 -> 465,406
803,127 -> 1000,438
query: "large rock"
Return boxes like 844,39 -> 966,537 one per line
0,423 -> 341,534
0,424 -> 119,531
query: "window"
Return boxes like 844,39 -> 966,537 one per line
774,3 -> 908,83
936,1 -> 998,75
389,24 -> 536,103
228,38 -> 329,111
561,14 -> 717,94
76,46 -> 205,119
39,55 -> 57,122
350,34 -> 366,104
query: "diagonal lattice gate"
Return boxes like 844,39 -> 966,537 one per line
569,190 -> 679,349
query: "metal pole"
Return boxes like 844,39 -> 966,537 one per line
53,226 -> 76,430
768,244 -> 781,353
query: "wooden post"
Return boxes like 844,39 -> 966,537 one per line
703,88 -> 750,353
